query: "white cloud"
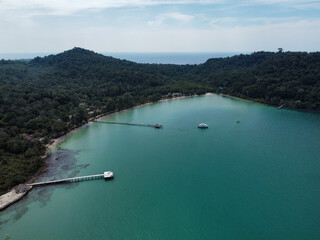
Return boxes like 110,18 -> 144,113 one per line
242,0 -> 320,9
208,17 -> 307,28
0,18 -> 319,53
0,0 -> 319,19
0,0 -> 223,16
0,0 -> 319,53
148,12 -> 194,26
209,18 -> 236,26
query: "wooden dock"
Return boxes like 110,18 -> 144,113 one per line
95,120 -> 162,128
27,171 -> 114,187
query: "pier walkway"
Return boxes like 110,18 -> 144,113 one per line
27,171 -> 113,187
95,120 -> 162,128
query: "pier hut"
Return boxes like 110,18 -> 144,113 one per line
104,171 -> 114,180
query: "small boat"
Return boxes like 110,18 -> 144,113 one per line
198,123 -> 208,128
154,124 -> 162,128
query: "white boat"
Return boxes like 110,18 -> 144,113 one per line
198,123 -> 208,128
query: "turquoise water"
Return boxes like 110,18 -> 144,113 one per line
1,94 -> 320,239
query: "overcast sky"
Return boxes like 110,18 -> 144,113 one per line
0,0 -> 319,53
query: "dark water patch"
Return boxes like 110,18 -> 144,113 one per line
0,193 -> 31,228
0,218 -> 9,230
12,206 -> 28,222
0,189 -> 47,227
26,182 -> 82,210
61,164 -> 71,171
28,148 -> 89,207
34,188 -> 54,208
67,164 -> 90,178
0,148 -> 89,225
63,182 -> 80,190
36,148 -> 89,182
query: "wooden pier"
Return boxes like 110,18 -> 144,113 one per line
95,120 -> 162,128
27,171 -> 114,187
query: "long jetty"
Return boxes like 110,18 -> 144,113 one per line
27,171 -> 114,187
95,120 -> 162,128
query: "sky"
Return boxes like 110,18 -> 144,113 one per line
0,0 -> 319,53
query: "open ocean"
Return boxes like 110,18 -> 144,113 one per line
0,52 -> 244,64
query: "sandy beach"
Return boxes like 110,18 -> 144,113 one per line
0,186 -> 32,211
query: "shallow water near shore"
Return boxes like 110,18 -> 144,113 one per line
1,94 -> 320,239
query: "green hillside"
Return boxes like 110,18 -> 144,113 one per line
0,48 -> 319,194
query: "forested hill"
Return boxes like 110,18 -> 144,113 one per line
196,51 -> 320,109
1,47 -> 320,194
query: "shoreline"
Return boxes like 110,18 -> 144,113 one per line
47,93 -> 203,151
0,187 -> 32,211
47,93 -> 211,152
220,93 -> 256,103
0,93 -> 207,212
221,93 -> 320,113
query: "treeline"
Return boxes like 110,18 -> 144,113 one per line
194,51 -> 320,110
0,48 -> 319,194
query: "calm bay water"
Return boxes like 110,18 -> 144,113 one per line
1,94 -> 320,239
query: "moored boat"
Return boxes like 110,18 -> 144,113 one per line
198,123 -> 208,128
